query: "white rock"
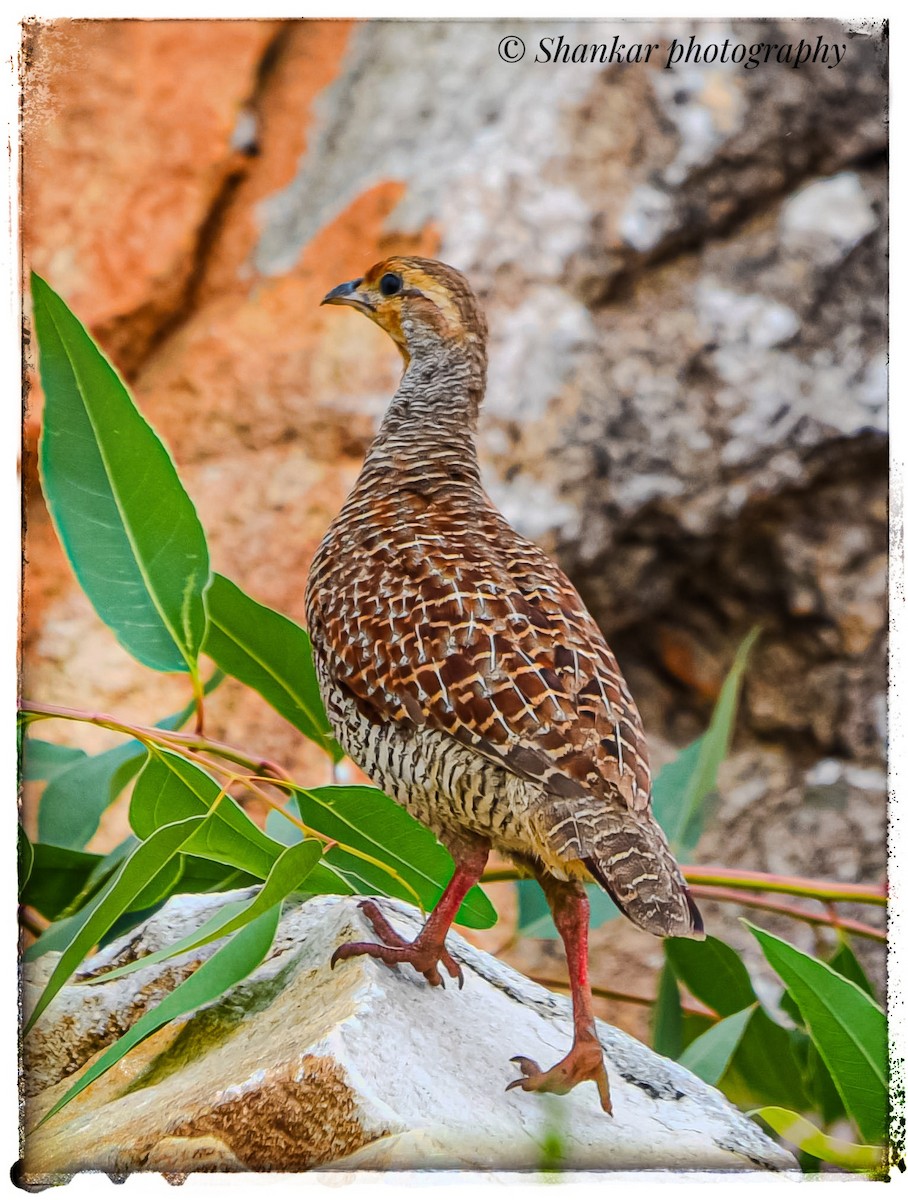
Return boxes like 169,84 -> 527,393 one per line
22,892 -> 796,1180
781,171 -> 878,261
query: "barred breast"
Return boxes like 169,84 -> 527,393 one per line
319,670 -> 546,852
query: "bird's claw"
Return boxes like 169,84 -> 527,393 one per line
506,1055 -> 542,1088
329,901 -> 464,989
505,1043 -> 612,1114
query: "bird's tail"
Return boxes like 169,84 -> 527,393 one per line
582,816 -> 704,939
540,802 -> 704,939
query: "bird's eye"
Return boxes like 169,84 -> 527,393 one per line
379,272 -> 403,297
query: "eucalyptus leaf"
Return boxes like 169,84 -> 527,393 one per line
36,672 -> 225,851
287,787 -> 496,929
39,739 -> 146,850
18,827 -> 34,897
754,1107 -> 885,1173
21,739 -> 86,782
86,841 -> 321,985
665,935 -> 757,1017
652,960 -> 684,1059
25,817 -> 205,1033
130,751 -> 285,880
721,1006 -> 813,1113
654,627 -> 759,858
203,574 -> 341,760
23,838 -> 138,962
747,922 -> 888,1144
678,1004 -> 756,1085
32,272 -> 210,673
20,843 -> 102,921
39,905 -> 281,1126
516,879 -> 617,939
829,940 -> 877,1001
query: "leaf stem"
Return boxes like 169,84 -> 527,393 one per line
18,907 -> 47,939
689,886 -> 886,943
189,668 -> 206,737
20,700 -> 292,790
683,866 -> 886,906
480,863 -> 886,908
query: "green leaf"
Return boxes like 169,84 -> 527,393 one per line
21,739 -> 87,781
720,1006 -> 813,1113
653,627 -> 759,857
652,960 -> 684,1059
651,739 -> 704,860
24,838 -> 139,962
679,1004 -> 757,1085
39,739 -> 146,850
203,574 -> 341,761
37,674 -> 224,850
779,939 -> 877,1112
32,272 -> 210,673
172,855 -> 260,897
515,877 -> 554,938
85,840 -> 321,985
283,787 -> 496,930
680,1011 -> 714,1051
18,827 -> 34,897
516,879 -> 617,939
664,935 -> 757,1017
803,1033 -> 847,1126
829,940 -> 877,1001
128,854 -> 184,912
25,817 -> 205,1033
20,843 -> 103,921
754,1107 -> 885,1173
130,751 -> 284,879
747,922 -> 888,1144
39,904 -> 281,1126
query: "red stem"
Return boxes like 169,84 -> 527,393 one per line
690,885 -> 886,943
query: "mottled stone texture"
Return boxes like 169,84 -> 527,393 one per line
22,20 -> 887,1003
21,894 -> 796,1178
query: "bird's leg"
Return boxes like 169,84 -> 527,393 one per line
330,837 -> 490,988
507,873 -> 612,1113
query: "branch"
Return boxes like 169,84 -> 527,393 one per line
689,885 -> 886,943
480,864 -> 886,908
20,700 -> 294,789
527,975 -> 716,1019
683,865 -> 886,907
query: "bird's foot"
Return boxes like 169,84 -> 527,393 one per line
330,899 -> 464,988
507,1038 -> 612,1114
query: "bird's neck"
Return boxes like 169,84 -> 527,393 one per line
360,344 -> 486,488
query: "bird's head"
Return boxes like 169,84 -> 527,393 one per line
321,256 -> 488,371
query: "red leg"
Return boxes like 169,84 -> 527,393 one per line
330,838 -> 490,988
507,873 -> 612,1113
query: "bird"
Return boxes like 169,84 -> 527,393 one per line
305,256 -> 704,1114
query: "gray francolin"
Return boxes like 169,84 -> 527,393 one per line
306,257 -> 704,1114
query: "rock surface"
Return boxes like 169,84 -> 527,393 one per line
21,19 -> 887,1013
22,893 -> 795,1179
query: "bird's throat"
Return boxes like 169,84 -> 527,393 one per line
363,352 -> 484,489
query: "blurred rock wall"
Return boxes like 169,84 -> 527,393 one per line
22,18 -> 887,1005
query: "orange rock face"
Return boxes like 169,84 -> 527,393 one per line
23,19 -> 279,371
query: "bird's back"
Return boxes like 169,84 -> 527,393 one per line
306,473 -> 702,939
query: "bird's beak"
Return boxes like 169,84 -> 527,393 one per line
321,277 -> 372,311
